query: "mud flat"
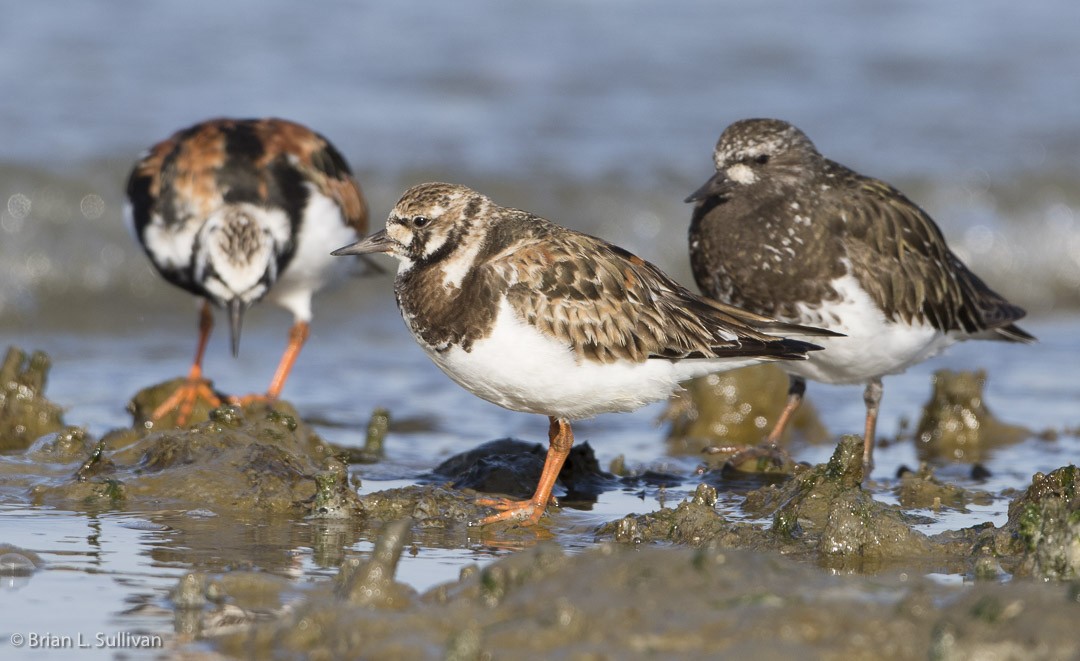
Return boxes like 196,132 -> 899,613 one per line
1,345 -> 1078,659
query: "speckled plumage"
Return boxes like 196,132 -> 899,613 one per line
125,118 -> 369,422
686,118 -> 1034,470
334,182 -> 834,525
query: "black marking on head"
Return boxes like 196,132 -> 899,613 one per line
464,195 -> 482,219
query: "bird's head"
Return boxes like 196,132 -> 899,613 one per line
194,203 -> 282,356
686,118 -> 820,203
332,182 -> 492,276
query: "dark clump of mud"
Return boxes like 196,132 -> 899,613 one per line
429,437 -> 617,502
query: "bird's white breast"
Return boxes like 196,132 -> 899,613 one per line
418,297 -> 770,420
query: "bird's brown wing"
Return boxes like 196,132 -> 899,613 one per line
254,119 -> 369,237
492,229 -> 824,364
829,165 -> 1030,340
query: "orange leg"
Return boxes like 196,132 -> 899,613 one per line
152,301 -> 222,425
231,320 -> 310,406
765,375 -> 806,445
473,416 -> 573,526
267,320 -> 310,399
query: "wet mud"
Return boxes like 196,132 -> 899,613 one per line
196,521 -> 1080,661
2,345 -> 1079,658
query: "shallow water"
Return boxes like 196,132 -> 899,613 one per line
1,2 -> 1079,657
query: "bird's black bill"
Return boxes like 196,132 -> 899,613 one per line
332,230 -> 393,256
228,299 -> 246,358
684,170 -> 729,203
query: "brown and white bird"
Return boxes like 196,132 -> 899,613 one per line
686,118 -> 1034,472
333,182 -> 836,525
125,117 -> 368,424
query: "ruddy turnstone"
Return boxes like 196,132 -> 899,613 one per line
125,117 -> 369,424
333,182 -> 836,525
686,118 -> 1034,472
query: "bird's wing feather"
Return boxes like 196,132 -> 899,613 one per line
828,164 -> 1028,337
491,229 -> 822,364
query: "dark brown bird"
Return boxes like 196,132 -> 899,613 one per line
334,182 -> 836,525
686,118 -> 1034,472
126,117 -> 369,424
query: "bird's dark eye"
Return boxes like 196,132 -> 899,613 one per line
411,216 -> 429,228
755,154 -> 770,165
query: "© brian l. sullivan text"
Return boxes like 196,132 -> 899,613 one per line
10,631 -> 164,650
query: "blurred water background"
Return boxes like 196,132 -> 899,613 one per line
0,3 -> 1078,656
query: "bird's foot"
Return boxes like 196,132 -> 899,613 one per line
152,378 -> 222,427
471,495 -> 556,527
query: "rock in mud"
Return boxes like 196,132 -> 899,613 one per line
914,369 -> 1030,463
358,484 -> 490,529
0,346 -> 67,451
429,437 -> 616,503
602,482 -> 771,548
359,438 -> 621,530
127,376 -> 230,431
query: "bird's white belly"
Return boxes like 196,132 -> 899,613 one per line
420,298 -> 768,420
783,274 -> 957,384
267,189 -> 358,321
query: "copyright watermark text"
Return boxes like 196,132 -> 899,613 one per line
9,631 -> 163,650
